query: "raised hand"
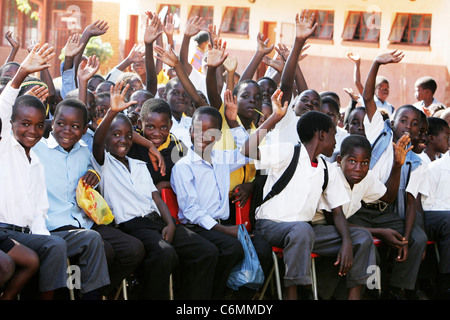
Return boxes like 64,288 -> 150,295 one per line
77,55 -> 100,82
64,33 -> 85,58
24,85 -> 49,103
126,43 -> 145,63
85,20 -> 109,37
270,88 -> 289,120
154,44 -> 179,67
207,24 -> 219,44
392,133 -> 414,168
144,11 -> 163,44
20,43 -> 55,74
256,32 -> 274,56
184,16 -> 206,37
295,10 -> 318,41
347,51 -> 361,63
262,55 -> 285,74
224,89 -> 238,123
163,13 -> 175,36
206,38 -> 228,68
223,55 -> 238,73
375,50 -> 405,65
109,81 -> 137,113
5,31 -> 20,49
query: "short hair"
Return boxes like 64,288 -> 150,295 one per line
321,96 -> 340,115
233,79 -> 261,96
140,98 -> 172,121
11,95 -> 46,122
192,106 -> 223,130
111,113 -> 132,129
164,77 -> 181,94
91,74 -> 105,81
297,110 -> 335,144
194,31 -> 209,44
0,62 -> 20,77
392,104 -> 423,125
53,98 -> 88,126
319,91 -> 340,107
415,76 -> 437,94
375,75 -> 389,88
64,89 -> 79,99
117,72 -> 141,85
96,91 -> 111,101
427,117 -> 449,136
340,135 -> 372,158
257,77 -> 277,90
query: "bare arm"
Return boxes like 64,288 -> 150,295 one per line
143,11 -> 163,96
239,32 -> 274,82
205,38 -> 229,109
347,52 -> 364,95
4,31 -> 20,64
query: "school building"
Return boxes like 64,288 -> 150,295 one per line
1,0 -> 449,109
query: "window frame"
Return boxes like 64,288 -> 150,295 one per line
157,3 -> 181,31
388,13 -> 432,45
342,11 -> 381,42
188,5 -> 214,27
310,10 -> 334,40
219,7 -> 250,36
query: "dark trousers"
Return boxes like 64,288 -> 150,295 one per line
92,224 -> 145,295
119,216 -> 218,299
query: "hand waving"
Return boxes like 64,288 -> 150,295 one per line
392,133 -> 413,168
270,88 -> 289,120
295,10 -> 318,41
184,16 -> 206,37
144,11 -> 163,44
5,31 -> 20,49
110,81 -> 138,113
375,50 -> 405,65
154,44 -> 179,67
77,55 -> 100,82
256,32 -> 274,55
20,43 -> 55,74
86,20 -> 109,37
224,89 -> 238,122
206,38 -> 228,68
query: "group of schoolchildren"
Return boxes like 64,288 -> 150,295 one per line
0,9 -> 449,301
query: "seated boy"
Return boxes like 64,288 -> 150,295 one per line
128,98 -> 188,191
0,44 -> 69,299
359,50 -> 428,299
242,88 -> 375,300
314,134 -> 411,299
91,82 -> 217,300
417,117 -> 450,299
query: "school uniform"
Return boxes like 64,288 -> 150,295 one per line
420,151 -> 450,274
374,96 -> 395,116
0,83 -> 67,292
353,109 -> 428,291
253,142 -> 374,291
33,134 -> 142,295
128,132 -> 187,186
170,115 -> 192,148
92,151 -> 217,299
170,126 -> 272,299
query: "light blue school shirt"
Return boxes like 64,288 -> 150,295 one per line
170,126 -> 250,230
33,133 -> 94,231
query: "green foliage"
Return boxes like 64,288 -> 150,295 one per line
16,0 -> 38,20
59,36 -> 113,64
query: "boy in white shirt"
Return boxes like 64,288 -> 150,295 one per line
242,87 -> 375,300
417,117 -> 450,299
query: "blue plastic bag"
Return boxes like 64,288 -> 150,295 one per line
227,224 -> 265,290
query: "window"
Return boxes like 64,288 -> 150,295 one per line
342,11 -> 381,42
220,7 -> 250,35
310,10 -> 334,39
389,13 -> 431,45
158,4 -> 181,30
189,6 -> 214,27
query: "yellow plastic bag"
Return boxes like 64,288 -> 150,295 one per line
76,179 -> 114,225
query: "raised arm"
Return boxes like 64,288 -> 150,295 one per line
239,32 -> 274,82
73,20 -> 109,85
4,31 -> 20,64
77,55 -> 100,107
280,10 -> 317,106
205,38 -> 229,109
179,16 -> 206,75
223,56 -> 238,92
347,52 -> 364,96
241,88 -> 288,160
363,50 -> 404,121
92,82 -> 136,165
154,44 -> 207,108
143,11 -> 164,96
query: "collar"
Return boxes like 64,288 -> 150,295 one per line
157,134 -> 172,151
47,132 -> 87,151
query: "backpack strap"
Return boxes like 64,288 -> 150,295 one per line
320,156 -> 328,192
261,144 -> 301,205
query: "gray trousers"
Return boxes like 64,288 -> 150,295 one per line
423,210 -> 450,274
348,207 -> 428,290
52,228 -> 110,294
254,219 -> 376,288
2,230 -> 68,292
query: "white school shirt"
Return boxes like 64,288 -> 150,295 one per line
254,142 -> 349,223
90,151 -> 160,225
364,109 -> 394,186
0,84 -> 50,235
265,102 -> 300,146
314,164 -> 387,223
421,151 -> 450,211
171,115 -> 193,148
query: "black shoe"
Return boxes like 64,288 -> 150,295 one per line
381,287 -> 406,300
